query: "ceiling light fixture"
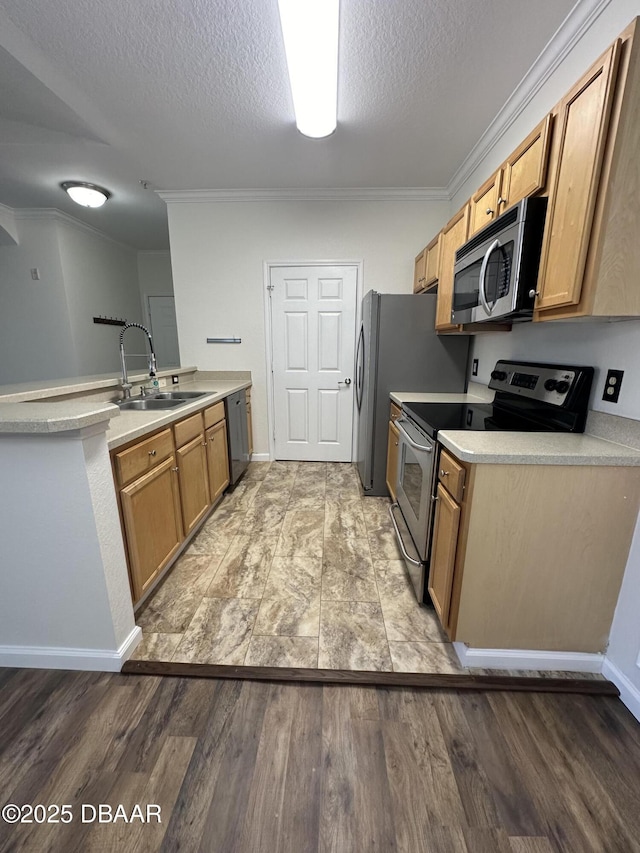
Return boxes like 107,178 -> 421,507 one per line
60,181 -> 112,208
277,0 -> 340,139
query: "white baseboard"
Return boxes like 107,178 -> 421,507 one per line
602,659 -> 640,723
0,626 -> 142,672
453,642 -> 604,673
249,452 -> 271,462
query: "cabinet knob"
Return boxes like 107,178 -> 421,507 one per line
201,442 -> 207,447
394,441 -> 398,447
486,207 -> 494,215
148,450 -> 156,457
529,289 -> 540,299
171,466 -> 179,472
440,469 -> 449,476
498,196 -> 507,206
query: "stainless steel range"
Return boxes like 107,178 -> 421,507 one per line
388,359 -> 595,604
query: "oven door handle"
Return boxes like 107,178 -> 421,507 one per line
388,503 -> 424,567
396,418 -> 433,453
479,237 -> 500,316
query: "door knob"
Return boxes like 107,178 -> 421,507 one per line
338,378 -> 352,386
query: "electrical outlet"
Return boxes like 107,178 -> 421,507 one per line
472,358 -> 479,376
171,374 -> 180,385
602,369 -> 624,403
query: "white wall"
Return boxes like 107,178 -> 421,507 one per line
0,217 -> 78,384
57,219 -> 143,376
167,198 -> 448,454
137,249 -> 175,324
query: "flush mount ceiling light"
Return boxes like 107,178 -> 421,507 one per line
60,181 -> 112,208
277,0 -> 340,138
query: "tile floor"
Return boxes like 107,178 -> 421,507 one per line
133,460 -> 603,680
133,460 -> 464,672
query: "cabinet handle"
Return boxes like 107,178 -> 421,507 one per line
486,207 -> 494,215
148,450 -> 156,457
440,469 -> 449,476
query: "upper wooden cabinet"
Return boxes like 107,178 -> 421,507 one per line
535,40 -> 621,312
413,246 -> 427,293
501,114 -> 552,211
534,23 -> 640,320
468,114 -> 552,237
435,204 -> 470,331
469,171 -> 503,237
413,234 -> 440,293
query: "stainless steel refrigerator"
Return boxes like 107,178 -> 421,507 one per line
355,291 -> 470,495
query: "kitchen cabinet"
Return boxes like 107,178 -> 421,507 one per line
435,204 -> 470,331
535,21 -> 640,320
428,446 -> 640,652
413,235 -> 440,293
385,402 -> 402,500
205,409 -> 230,502
118,451 -> 183,603
469,115 -> 552,238
176,430 -> 211,536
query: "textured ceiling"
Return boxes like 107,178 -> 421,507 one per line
0,0 -> 576,248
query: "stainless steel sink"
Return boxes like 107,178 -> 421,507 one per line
117,398 -> 186,411
151,391 -> 208,400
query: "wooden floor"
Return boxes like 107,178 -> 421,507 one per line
0,668 -> 639,853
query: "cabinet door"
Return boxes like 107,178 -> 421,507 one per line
424,234 -> 441,288
120,456 -> 183,603
435,205 -> 470,330
206,419 -> 230,502
469,171 -> 502,236
176,433 -> 211,536
413,247 -> 427,293
428,483 -> 461,630
500,114 -> 552,211
536,41 -> 621,310
385,419 -> 400,501
246,401 -> 253,456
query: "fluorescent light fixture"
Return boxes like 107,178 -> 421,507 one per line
277,0 -> 339,138
60,181 -> 111,208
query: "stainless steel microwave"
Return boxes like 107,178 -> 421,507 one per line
451,196 -> 547,325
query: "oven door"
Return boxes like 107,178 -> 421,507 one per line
395,417 -> 436,562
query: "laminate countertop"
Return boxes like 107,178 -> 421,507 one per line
0,369 -> 251,450
390,388 -> 640,466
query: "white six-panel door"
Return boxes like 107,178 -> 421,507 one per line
270,265 -> 358,461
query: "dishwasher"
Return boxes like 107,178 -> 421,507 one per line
225,389 -> 250,485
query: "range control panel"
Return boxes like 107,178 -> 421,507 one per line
488,360 -> 587,407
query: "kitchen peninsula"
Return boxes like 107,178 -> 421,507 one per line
0,367 -> 251,672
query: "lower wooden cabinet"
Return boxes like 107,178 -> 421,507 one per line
428,446 -> 640,653
246,387 -> 253,456
176,431 -> 211,536
206,418 -> 230,501
120,455 -> 183,602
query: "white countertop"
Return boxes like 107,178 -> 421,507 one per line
0,372 -> 251,448
391,387 -> 640,466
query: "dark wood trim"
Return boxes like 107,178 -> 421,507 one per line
121,660 -> 619,695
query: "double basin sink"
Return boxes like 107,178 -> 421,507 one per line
116,390 -> 209,411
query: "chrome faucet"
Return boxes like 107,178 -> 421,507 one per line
119,322 -> 158,399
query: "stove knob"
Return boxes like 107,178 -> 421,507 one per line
544,379 -> 557,391
555,380 -> 570,394
491,370 -> 507,381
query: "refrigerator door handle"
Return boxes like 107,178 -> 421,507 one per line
355,325 -> 364,412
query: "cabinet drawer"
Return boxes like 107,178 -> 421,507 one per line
174,412 -> 204,447
438,449 -> 466,502
390,402 -> 402,423
114,428 -> 174,488
204,401 -> 225,429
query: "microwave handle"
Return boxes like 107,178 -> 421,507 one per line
479,237 -> 500,316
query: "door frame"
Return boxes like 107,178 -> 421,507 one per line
263,260 -> 364,462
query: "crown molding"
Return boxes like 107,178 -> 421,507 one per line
447,0 -> 613,200
157,187 -> 450,203
11,206 -> 136,251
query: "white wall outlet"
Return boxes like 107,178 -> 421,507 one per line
30,268 -> 40,280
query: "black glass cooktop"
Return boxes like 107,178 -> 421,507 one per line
402,401 -> 557,439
